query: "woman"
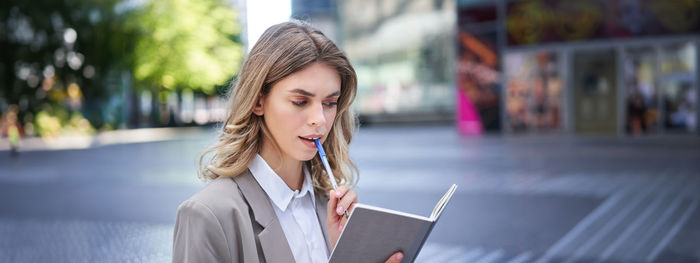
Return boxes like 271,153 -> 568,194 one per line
172,21 -> 404,263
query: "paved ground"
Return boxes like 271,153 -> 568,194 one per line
1,125 -> 698,262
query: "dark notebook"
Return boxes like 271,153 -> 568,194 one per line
329,184 -> 458,263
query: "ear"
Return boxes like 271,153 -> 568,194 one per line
252,95 -> 264,116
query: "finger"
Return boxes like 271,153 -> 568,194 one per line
384,252 -> 404,263
327,190 -> 339,219
336,190 -> 357,215
348,201 -> 356,212
335,185 -> 349,198
340,210 -> 349,227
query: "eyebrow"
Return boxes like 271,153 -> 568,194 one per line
289,89 -> 340,98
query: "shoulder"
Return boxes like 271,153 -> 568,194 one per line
178,176 -> 248,218
174,176 -> 248,262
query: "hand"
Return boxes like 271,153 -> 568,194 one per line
326,185 -> 357,249
385,252 -> 404,263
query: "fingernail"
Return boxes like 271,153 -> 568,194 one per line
396,253 -> 403,260
336,206 -> 344,214
330,190 -> 335,197
336,191 -> 342,197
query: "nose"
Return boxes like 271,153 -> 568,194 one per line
308,103 -> 327,127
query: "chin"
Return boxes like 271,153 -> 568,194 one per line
299,154 -> 316,161
295,151 -> 317,162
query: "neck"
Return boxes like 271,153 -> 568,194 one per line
259,140 -> 304,191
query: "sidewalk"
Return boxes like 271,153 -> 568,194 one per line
0,126 -> 211,152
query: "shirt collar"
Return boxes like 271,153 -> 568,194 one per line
249,154 -> 315,212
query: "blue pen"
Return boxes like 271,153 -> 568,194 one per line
315,138 -> 350,219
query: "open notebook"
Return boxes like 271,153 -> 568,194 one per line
329,184 -> 458,263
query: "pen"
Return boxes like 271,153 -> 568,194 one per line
315,138 -> 350,219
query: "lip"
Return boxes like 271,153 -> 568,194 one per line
299,134 -> 323,149
299,137 -> 319,149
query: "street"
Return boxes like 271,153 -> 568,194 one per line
1,125 -> 699,262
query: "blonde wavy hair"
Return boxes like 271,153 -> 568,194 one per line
199,21 -> 359,194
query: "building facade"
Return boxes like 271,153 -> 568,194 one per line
458,0 -> 699,135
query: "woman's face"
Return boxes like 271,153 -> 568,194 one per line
255,62 -> 340,161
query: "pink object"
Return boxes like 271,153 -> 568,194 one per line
456,88 -> 483,136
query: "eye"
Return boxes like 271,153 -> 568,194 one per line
292,100 -> 307,106
324,101 -> 338,107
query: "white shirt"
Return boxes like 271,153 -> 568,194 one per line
249,154 -> 329,263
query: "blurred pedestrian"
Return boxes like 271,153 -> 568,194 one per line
627,90 -> 647,134
2,105 -> 22,157
172,21 -> 403,263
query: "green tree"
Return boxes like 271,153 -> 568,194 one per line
1,0 -> 243,134
128,0 -> 243,95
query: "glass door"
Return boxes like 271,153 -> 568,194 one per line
660,42 -> 697,133
572,49 -> 618,134
623,47 -> 659,135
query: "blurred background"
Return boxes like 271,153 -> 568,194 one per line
1,0 -> 699,262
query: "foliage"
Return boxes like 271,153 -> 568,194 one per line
34,104 -> 94,138
128,0 -> 244,94
1,0 -> 243,133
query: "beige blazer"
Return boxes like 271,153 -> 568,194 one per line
172,169 -> 331,263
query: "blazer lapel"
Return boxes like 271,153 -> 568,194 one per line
234,170 -> 295,263
315,191 -> 332,254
